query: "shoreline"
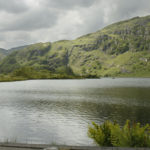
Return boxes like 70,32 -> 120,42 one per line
0,77 -> 150,83
0,143 -> 149,150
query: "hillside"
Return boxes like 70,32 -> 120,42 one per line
0,15 -> 150,80
7,45 -> 30,54
0,48 -> 7,61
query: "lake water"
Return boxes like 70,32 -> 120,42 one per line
0,78 -> 150,146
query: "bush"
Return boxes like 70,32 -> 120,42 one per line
88,120 -> 150,147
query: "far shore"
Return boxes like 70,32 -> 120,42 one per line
0,76 -> 150,83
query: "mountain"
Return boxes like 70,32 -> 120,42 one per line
0,15 -> 150,79
7,45 -> 30,54
0,48 -> 8,61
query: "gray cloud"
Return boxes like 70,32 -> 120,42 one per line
43,0 -> 99,9
106,0 -> 150,22
0,0 -> 150,49
1,8 -> 58,31
0,0 -> 28,13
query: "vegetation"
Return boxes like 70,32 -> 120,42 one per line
88,120 -> 150,147
0,15 -> 150,81
0,66 -> 82,82
0,48 -> 7,61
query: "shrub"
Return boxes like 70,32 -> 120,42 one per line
88,120 -> 150,147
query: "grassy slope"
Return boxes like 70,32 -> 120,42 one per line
0,48 -> 7,61
0,15 -> 150,81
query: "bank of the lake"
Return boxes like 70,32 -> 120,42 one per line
0,143 -> 150,150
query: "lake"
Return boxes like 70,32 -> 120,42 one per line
0,78 -> 150,146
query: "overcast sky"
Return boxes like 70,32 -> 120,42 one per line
0,0 -> 150,49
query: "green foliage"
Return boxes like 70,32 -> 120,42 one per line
0,66 -> 82,82
0,48 -> 7,61
88,121 -> 113,146
88,120 -> 150,147
12,66 -> 39,79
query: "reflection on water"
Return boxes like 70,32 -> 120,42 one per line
0,78 -> 150,145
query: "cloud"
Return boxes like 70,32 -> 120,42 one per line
0,0 -> 29,13
42,0 -> 98,9
0,0 -> 150,49
102,0 -> 150,23
1,8 -> 58,31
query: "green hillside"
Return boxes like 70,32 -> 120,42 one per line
7,45 -> 30,54
0,48 -> 7,61
0,15 -> 150,81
